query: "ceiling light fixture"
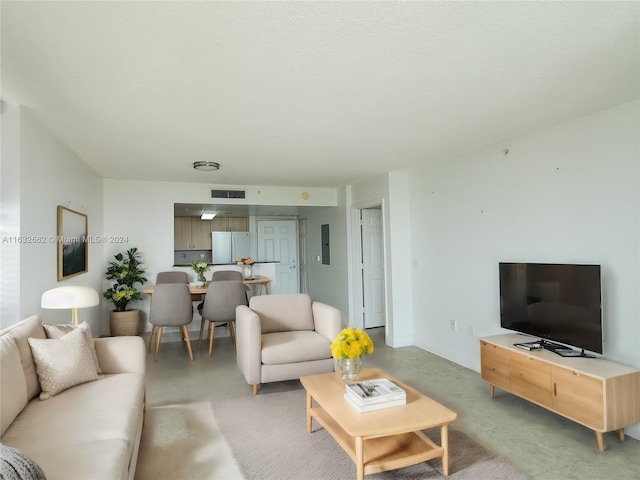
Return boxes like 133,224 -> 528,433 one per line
193,161 -> 220,172
201,210 -> 217,220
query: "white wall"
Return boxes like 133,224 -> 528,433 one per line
349,173 -> 413,348
1,103 -> 22,326
409,101 -> 639,438
0,106 -> 104,334
303,187 -> 350,321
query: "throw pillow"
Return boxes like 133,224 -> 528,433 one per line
28,325 -> 100,400
42,322 -> 102,374
0,443 -> 47,480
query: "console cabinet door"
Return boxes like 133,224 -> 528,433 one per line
552,366 -> 604,430
509,352 -> 552,408
480,341 -> 510,391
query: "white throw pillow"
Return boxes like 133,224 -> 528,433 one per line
28,324 -> 100,400
42,321 -> 102,374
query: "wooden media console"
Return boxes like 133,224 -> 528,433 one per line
480,334 -> 640,451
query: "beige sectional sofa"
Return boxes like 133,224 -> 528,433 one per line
0,315 -> 146,480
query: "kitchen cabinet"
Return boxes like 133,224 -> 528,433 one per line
211,217 -> 248,232
480,334 -> 640,451
174,217 -> 212,250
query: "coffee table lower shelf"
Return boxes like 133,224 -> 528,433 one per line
310,405 -> 445,478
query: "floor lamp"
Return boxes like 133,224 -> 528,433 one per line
41,286 -> 100,325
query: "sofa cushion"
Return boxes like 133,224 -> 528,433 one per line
261,330 -> 332,365
0,315 -> 46,401
28,324 -> 100,400
1,372 -> 145,480
42,321 -> 102,374
249,294 -> 315,333
0,335 -> 28,436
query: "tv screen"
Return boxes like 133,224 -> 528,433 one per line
499,263 -> 602,354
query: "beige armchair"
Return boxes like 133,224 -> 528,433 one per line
236,294 -> 342,394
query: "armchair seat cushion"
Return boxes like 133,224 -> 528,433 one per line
261,331 -> 332,365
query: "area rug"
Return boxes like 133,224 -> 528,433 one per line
210,389 -> 530,480
135,401 -> 244,479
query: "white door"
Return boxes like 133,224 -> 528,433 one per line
298,218 -> 309,294
362,208 -> 385,328
257,220 -> 299,294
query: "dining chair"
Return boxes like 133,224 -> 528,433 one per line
149,271 -> 189,345
197,269 -> 246,315
198,280 -> 249,356
212,269 -> 253,302
211,270 -> 242,281
148,283 -> 194,361
156,271 -> 189,284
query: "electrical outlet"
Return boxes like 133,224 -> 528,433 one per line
449,320 -> 457,331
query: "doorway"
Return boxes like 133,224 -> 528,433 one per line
257,219 -> 299,294
360,207 -> 386,328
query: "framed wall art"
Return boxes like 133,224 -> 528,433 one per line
57,206 -> 88,280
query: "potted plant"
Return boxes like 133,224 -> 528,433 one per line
191,260 -> 210,286
104,247 -> 147,336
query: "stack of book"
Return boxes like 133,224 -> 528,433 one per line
344,378 -> 406,413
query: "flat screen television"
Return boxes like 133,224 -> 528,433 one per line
499,262 -> 603,355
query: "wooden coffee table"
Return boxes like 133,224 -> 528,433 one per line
300,368 -> 457,480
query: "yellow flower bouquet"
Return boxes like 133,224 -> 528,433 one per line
331,327 -> 374,381
330,327 -> 374,359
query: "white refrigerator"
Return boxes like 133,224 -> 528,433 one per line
211,232 -> 250,264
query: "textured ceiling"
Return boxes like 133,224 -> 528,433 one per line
2,1 -> 638,188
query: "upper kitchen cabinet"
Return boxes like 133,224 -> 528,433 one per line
174,217 -> 212,250
211,217 -> 248,232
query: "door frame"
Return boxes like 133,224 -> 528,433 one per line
298,217 -> 309,294
349,199 -> 388,332
361,207 -> 385,328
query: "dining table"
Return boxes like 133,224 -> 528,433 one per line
142,276 -> 272,299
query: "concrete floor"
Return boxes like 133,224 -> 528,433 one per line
144,326 -> 640,480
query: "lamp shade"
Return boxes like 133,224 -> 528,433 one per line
41,286 -> 100,309
41,286 -> 99,325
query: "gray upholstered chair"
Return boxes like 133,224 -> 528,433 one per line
198,280 -> 249,356
211,270 -> 242,281
148,283 -> 194,362
198,269 -> 247,314
236,293 -> 342,394
156,271 -> 189,284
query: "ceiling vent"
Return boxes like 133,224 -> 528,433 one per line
211,189 -> 246,199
